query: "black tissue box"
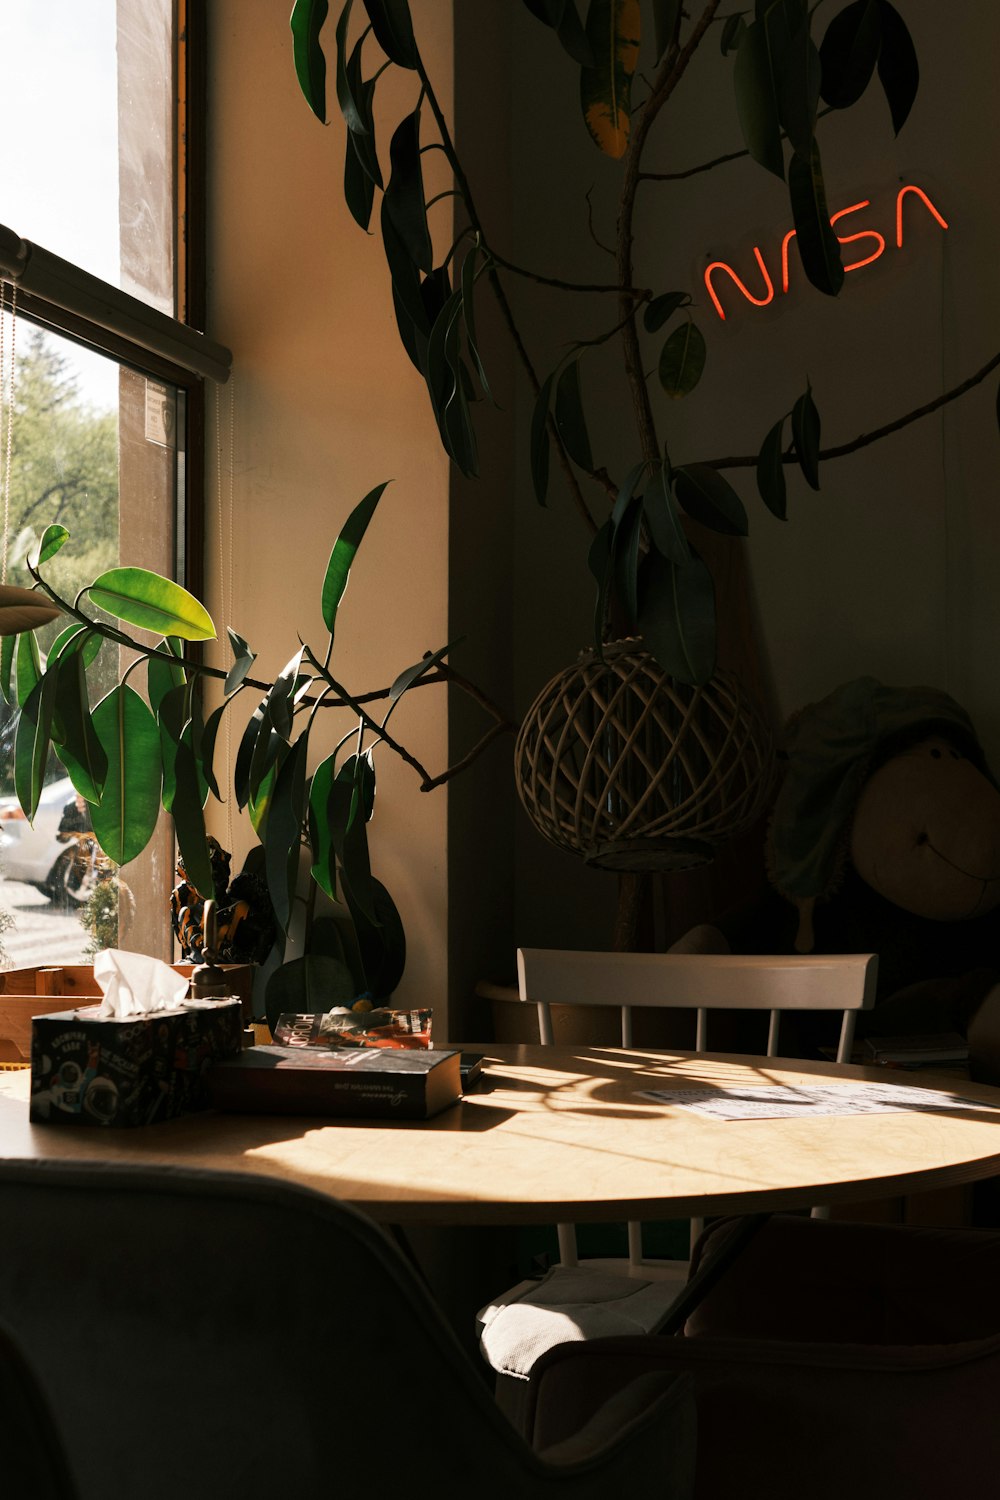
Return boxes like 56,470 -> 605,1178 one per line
30,999 -> 243,1128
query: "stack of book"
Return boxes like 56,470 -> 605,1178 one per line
863,1032 -> 970,1074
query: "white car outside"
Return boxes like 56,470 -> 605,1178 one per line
0,777 -> 91,901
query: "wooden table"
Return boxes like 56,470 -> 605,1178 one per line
3,1044 -> 1000,1226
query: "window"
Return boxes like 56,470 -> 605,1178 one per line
0,0 -> 228,969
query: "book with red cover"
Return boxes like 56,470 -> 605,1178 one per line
209,1044 -> 462,1120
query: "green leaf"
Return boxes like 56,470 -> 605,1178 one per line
170,735 -> 215,899
776,18 -> 821,157
264,954 -> 358,1031
28,524 -> 70,570
147,639 -> 186,719
235,696 -> 268,810
337,755 -> 378,925
90,685 -> 162,865
652,0 -> 681,62
88,568 -> 215,642
587,519 -> 613,651
756,416 -> 788,519
658,320 -> 707,398
52,651 -> 108,804
643,291 -> 690,332
334,0 -> 365,132
791,384 -> 822,490
321,482 -> 390,635
637,548 -> 717,687
200,699 -> 230,804
381,202 -> 429,336
348,69 -> 383,184
460,245 -> 493,403
383,641 -> 453,727
15,631 -> 42,709
47,624 -> 102,671
819,0 -> 881,108
733,19 -> 784,179
345,127 -> 377,230
875,0 -> 918,135
266,648 -> 305,743
554,358 -> 593,470
530,368 -> 559,506
579,0 -> 641,160
345,876 -> 406,998
788,140 -> 844,297
225,628 -> 257,696
14,672 -> 58,822
307,752 -> 340,900
612,494 -> 644,623
382,110 -> 432,274
249,753 -> 285,840
265,735 -> 309,935
290,0 -> 330,122
720,12 -> 747,55
361,0 -> 417,68
523,1 -> 595,66
673,464 -> 748,536
156,683 -> 189,814
643,462 -> 690,565
0,634 -> 14,705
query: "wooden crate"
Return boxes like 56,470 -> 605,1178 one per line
0,963 -> 254,1065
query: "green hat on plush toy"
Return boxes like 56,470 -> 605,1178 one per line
768,676 -> 994,952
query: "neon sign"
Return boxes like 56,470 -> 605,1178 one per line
704,185 -> 948,322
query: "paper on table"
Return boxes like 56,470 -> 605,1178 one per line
636,1081 -> 1000,1121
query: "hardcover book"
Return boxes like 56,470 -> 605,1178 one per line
209,1044 -> 462,1120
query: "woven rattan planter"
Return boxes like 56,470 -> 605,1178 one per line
514,640 -> 774,873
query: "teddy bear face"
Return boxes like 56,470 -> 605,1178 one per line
849,736 -> 1000,921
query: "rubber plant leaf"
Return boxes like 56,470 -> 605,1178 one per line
264,955 -> 357,1031
264,734 -> 310,935
382,110 -> 432,273
875,0 -> 918,134
673,464 -> 749,536
658,320 -> 707,398
720,13 -> 747,56
554,358 -> 594,470
791,383 -> 822,490
383,640 -> 453,727
338,755 -> 379,925
52,651 -> 108,804
321,482 -> 390,635
381,204 -> 428,335
249,749 -> 287,841
348,70 -> 383,185
169,727 -> 215,899
47,624 -> 102,671
579,0 -> 640,159
15,630 -> 42,709
756,415 -> 788,519
147,638 -> 187,719
776,17 -> 821,157
333,0 -> 366,133
290,0 -> 330,122
90,685 -> 162,866
0,634 -> 14,706
612,493 -> 644,624
819,0 -> 881,108
199,697 -> 233,805
27,524 -> 70,570
643,291 -> 690,333
460,245 -> 493,403
361,0 -> 418,69
643,462 -> 691,565
14,671 -> 58,822
733,20 -> 784,179
265,648 -> 305,743
530,367 -> 559,505
651,0 -> 681,63
788,140 -> 844,296
234,695 -> 268,809
344,875 -> 406,998
88,567 -> 216,642
587,518 -> 613,652
0,585 -> 61,637
156,682 -> 190,815
345,128 -> 376,230
523,1 -> 595,67
307,752 -> 340,900
637,547 -> 717,687
225,628 -> 257,696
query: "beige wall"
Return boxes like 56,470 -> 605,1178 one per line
205,2 -> 454,1022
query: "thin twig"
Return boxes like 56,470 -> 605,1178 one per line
638,106 -> 834,184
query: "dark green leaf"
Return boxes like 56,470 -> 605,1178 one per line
383,110 -> 432,273
776,19 -> 821,156
579,0 -> 640,159
555,1 -> 595,66
156,683 -> 189,814
460,246 -> 493,403
52,651 -> 108,804
875,0 -> 918,134
200,697 -> 234,804
170,730 -> 215,899
673,464 -> 748,536
733,20 -> 784,179
265,735 -> 309,934
90,685 -> 162,865
652,0 -> 681,62
264,955 -> 358,1031
322,482 -> 390,635
643,462 -> 690,564
344,876 -> 406,997
637,548 -> 717,687
88,567 -> 215,641
819,0 -> 881,108
47,624 -> 102,671
588,518 -> 614,649
348,72 -> 383,185
308,752 -> 340,900
334,0 -> 366,132
643,291 -> 690,332
147,640 -> 186,719
361,0 -> 418,68
290,0 -> 330,122
345,128 -> 377,230
248,750 -> 286,841
554,358 -> 593,470
613,494 -> 644,623
791,384 -> 822,490
756,416 -> 788,519
530,368 -> 559,505
381,202 -> 428,334
720,12 -> 747,55
15,631 -> 42,709
658,320 -> 707,398
235,696 -> 268,810
225,628 -> 257,696
611,460 -> 649,527
28,524 -> 70,570
384,641 -> 453,726
788,141 -> 844,296
0,634 -> 14,705
14,672 -> 58,821
338,756 -> 378,925
267,648 -> 306,742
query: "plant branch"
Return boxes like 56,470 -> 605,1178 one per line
638,107 -> 834,184
705,351 -> 1000,469
484,244 -> 645,297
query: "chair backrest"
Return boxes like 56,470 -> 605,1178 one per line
0,1160 -> 689,1500
517,948 -> 879,1063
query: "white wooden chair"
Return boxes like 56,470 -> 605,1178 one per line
477,946 -> 879,1400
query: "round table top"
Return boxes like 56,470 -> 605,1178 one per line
3,1044 -> 1000,1225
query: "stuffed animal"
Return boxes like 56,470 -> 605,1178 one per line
676,677 -> 1000,1061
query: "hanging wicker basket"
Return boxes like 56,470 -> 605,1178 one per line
514,639 -> 775,873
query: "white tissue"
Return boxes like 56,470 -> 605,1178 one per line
92,949 -> 191,1019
